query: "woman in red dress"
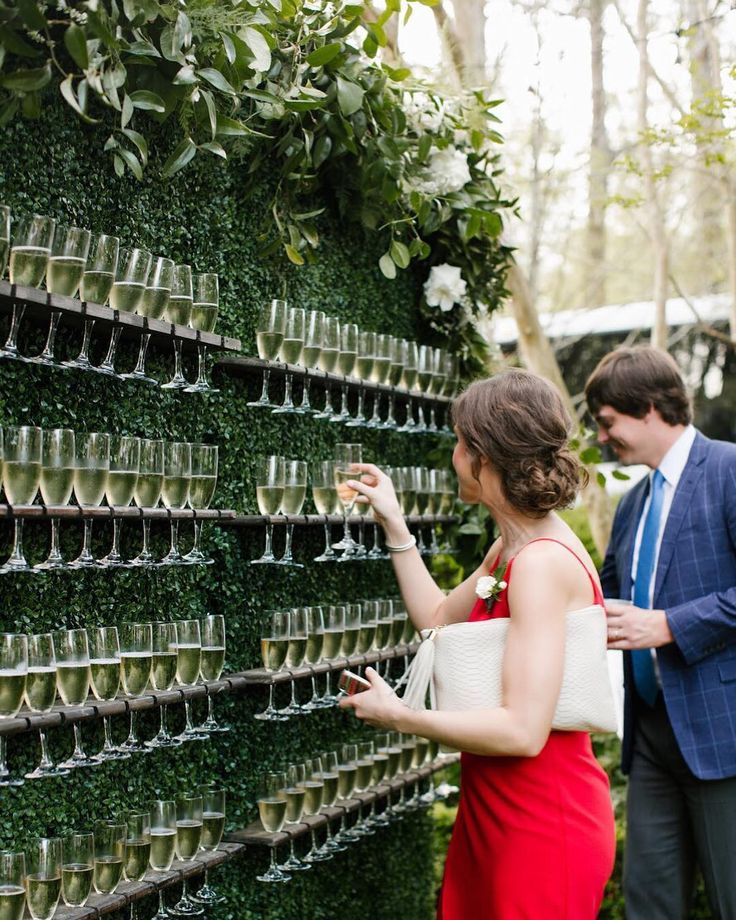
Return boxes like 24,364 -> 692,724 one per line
341,369 -> 616,919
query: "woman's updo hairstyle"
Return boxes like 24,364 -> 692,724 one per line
451,369 -> 586,517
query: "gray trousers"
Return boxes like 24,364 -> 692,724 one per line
624,694 -> 736,920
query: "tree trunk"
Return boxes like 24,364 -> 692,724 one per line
587,0 -> 610,307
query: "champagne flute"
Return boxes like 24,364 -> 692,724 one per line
0,204 -> 9,278
398,339 -> 419,432
315,751 -> 345,854
351,740 -> 377,836
92,821 -> 125,895
320,605 -> 344,706
414,345 -> 434,434
80,233 -> 118,305
414,466 -> 431,556
124,811 -> 151,920
118,249 -> 162,385
34,428 -> 75,571
25,633 -> 68,779
365,332 -> 391,428
169,794 -> 204,917
370,732 -> 394,827
247,298 -> 287,408
174,618 -> 206,743
0,633 -> 28,786
160,441 -> 191,566
333,743 -> 359,844
341,603 -> 361,658
255,610 -> 289,722
295,309 -> 324,413
333,442 -> 363,558
346,330 -> 375,427
313,315 -> 340,419
89,626 -> 126,763
330,321 -> 358,424
441,352 -> 460,435
278,762 -> 309,872
26,837 -> 62,920
99,434 -> 140,567
69,431 -> 109,568
301,606 -> 325,712
130,438 -> 164,567
277,459 -> 306,567
272,306 -> 305,414
2,214 -> 55,360
280,607 -> 307,717
356,601 -> 376,656
256,772 -> 290,883
149,800 -> 177,920
1,425 -> 42,573
311,460 -> 339,562
251,454 -> 284,565
429,468 -> 443,554
61,834 -> 93,908
185,272 -> 219,393
0,851 -> 26,920
191,785 -> 226,906
183,443 -> 218,565
198,614 -> 228,733
382,335 -> 404,430
300,756 -> 329,863
426,347 -> 445,432
146,621 -> 181,749
55,628 -> 92,770
161,263 -> 193,389
118,622 -> 153,754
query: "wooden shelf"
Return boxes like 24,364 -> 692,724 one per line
0,505 -> 236,521
0,280 -> 241,355
218,513 -> 459,528
217,355 -> 453,406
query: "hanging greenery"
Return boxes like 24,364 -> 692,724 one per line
0,0 -> 515,374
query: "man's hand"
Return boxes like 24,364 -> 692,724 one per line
605,600 -> 673,650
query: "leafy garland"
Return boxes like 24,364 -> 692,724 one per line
0,0 -> 516,375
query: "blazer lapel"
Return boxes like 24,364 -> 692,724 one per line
654,433 -> 709,602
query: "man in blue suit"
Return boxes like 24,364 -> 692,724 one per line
585,346 -> 736,920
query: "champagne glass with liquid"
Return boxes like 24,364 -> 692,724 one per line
280,607 -> 307,717
26,837 -> 62,920
278,762 -> 309,873
398,339 -> 419,432
0,204 -> 9,278
251,454 -> 284,565
0,633 -> 28,786
99,434 -> 140,567
2,214 -> 55,360
300,756 -> 329,864
0,850 -> 26,920
0,425 -> 42,573
124,811 -> 151,920
333,442 -> 363,558
301,606 -> 325,712
161,263 -> 193,389
169,794 -> 204,917
80,233 -> 119,306
365,332 -> 391,429
174,618 -> 206,743
313,314 -> 340,419
61,834 -> 93,909
191,785 -> 226,906
351,739 -> 377,836
146,621 -> 180,749
314,750 -> 345,855
183,443 -> 218,565
330,321 -> 358,424
118,622 -> 153,754
34,428 -> 75,571
55,628 -> 92,770
148,800 -> 177,920
320,605 -> 344,706
295,309 -> 324,413
130,438 -> 164,567
256,772 -> 290,883
345,330 -> 375,428
382,335 -> 404,430
120,252 -> 169,385
198,613 -> 228,733
89,626 -> 126,763
185,271 -> 219,393
311,460 -> 339,562
69,431 -> 110,568
24,633 -> 67,780
160,440 -> 191,566
247,298 -> 287,408
277,459 -> 307,567
332,743 -> 359,845
254,610 -> 289,722
272,306 -> 305,414
92,821 -> 125,896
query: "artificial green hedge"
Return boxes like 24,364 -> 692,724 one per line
0,100 -> 449,920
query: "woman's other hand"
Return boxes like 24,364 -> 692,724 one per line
338,667 -> 406,729
346,463 -> 402,526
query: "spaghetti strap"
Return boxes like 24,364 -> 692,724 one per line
516,537 -> 602,605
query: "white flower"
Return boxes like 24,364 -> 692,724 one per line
403,91 -> 445,132
475,575 -> 498,599
424,264 -> 467,312
498,580 -> 507,590
428,146 -> 471,194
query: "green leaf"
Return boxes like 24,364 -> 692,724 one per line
284,244 -> 304,265
173,65 -> 197,85
313,134 -> 332,168
611,469 -> 631,481
121,93 -> 133,128
378,252 -> 396,279
121,128 -> 148,165
64,24 -> 89,70
579,446 -> 602,464
200,89 -> 217,139
0,25 -> 40,59
221,33 -> 236,64
116,147 -> 143,180
197,68 -> 237,96
113,153 -> 125,177
0,62 -> 51,92
306,43 -> 342,66
336,75 -> 364,117
457,522 -> 483,535
390,240 -> 410,269
215,114 -> 249,137
123,39 -> 161,58
200,140 -> 227,159
59,74 -> 100,124
129,90 -> 165,112
17,0 -> 46,31
596,471 -> 606,489
363,34 -> 378,58
239,25 -> 271,72
161,136 -> 196,177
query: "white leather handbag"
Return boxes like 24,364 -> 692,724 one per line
399,604 -> 618,734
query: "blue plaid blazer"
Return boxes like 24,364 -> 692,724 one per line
600,431 -> 736,780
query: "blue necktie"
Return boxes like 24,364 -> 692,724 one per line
631,469 -> 665,706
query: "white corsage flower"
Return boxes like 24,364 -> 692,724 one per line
424,263 -> 467,312
475,564 -> 509,611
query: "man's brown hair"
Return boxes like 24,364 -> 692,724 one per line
584,346 -> 691,426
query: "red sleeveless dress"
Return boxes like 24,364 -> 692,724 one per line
438,539 -> 616,920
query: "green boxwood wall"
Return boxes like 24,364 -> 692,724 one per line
0,102 -> 443,920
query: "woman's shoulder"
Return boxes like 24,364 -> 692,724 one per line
509,536 -> 600,606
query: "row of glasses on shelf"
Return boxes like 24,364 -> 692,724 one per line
255,732 -> 448,883
0,208 -> 220,392
0,615 -> 227,786
256,601 -> 418,722
0,786 -> 226,920
0,426 -> 219,571
250,299 -> 459,433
